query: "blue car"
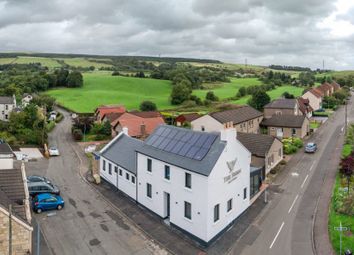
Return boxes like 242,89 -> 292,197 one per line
305,142 -> 317,153
33,193 -> 64,213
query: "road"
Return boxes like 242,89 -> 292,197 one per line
237,94 -> 353,255
26,110 -> 166,255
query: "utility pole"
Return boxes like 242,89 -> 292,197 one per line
245,58 -> 248,68
334,222 -> 349,255
37,221 -> 40,255
9,204 -> 12,255
345,99 -> 348,135
322,59 -> 325,71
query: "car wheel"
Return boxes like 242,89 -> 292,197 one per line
36,208 -> 42,214
57,205 -> 63,210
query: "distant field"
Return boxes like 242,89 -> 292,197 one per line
193,78 -> 262,100
56,58 -> 113,68
13,56 -> 62,68
233,85 -> 304,105
0,58 -> 16,64
47,73 -> 173,113
316,70 -> 354,79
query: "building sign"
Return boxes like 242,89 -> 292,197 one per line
224,158 -> 241,183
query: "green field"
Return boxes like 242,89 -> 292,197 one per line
56,58 -> 113,68
13,56 -> 62,68
46,73 -> 173,113
0,58 -> 16,64
193,78 -> 262,100
233,85 -> 304,105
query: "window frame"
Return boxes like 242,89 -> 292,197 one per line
125,172 -> 129,181
184,201 -> 192,220
102,160 -> 106,171
227,199 -> 233,212
185,172 -> 192,189
147,158 -> 152,172
214,204 -> 220,222
164,165 -> 170,180
243,187 -> 247,200
146,183 -> 152,198
119,169 -> 123,176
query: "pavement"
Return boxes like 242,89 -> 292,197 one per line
25,109 -> 167,255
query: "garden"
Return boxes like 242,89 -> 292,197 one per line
282,137 -> 304,154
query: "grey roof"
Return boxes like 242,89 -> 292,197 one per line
210,106 -> 263,125
101,134 -> 143,174
237,132 -> 278,158
0,96 -> 14,104
137,125 -> 226,176
264,99 -> 297,109
261,115 -> 306,128
0,143 -> 13,155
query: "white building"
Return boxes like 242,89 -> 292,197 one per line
22,94 -> 33,107
0,143 -> 14,169
0,95 -> 16,121
99,124 -> 254,246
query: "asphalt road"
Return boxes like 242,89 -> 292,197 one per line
238,94 -> 353,255
26,110 -> 166,255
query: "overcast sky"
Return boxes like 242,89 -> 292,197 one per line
1,0 -> 354,70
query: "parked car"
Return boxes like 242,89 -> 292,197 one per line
49,146 -> 60,156
32,193 -> 64,213
305,142 -> 317,153
27,175 -> 51,184
28,182 -> 60,197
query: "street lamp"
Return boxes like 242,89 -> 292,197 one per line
334,222 -> 350,255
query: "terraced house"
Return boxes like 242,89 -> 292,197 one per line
0,95 -> 16,121
99,125 -> 255,246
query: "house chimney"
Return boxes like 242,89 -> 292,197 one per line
220,122 -> 237,141
122,127 -> 129,136
140,123 -> 146,137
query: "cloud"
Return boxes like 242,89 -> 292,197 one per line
0,0 -> 353,69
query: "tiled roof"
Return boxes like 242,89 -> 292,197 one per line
176,113 -> 201,122
237,132 -> 278,158
102,112 -> 124,123
0,143 -> 13,155
308,88 -> 324,98
129,111 -> 162,118
209,106 -> 263,124
264,98 -> 297,109
261,115 -> 307,128
95,105 -> 126,120
0,168 -> 27,221
298,98 -> 313,115
0,96 -> 14,104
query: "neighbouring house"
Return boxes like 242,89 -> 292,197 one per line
0,143 -> 32,254
263,98 -> 301,118
95,105 -> 126,122
111,112 -> 165,139
191,106 -> 263,134
175,113 -> 201,127
101,112 -> 124,124
297,98 -> 313,118
330,81 -> 341,91
21,94 -> 33,107
0,143 -> 14,169
0,95 -> 16,122
302,88 -> 324,111
99,124 -> 257,246
317,82 -> 333,97
261,115 -> 310,139
237,132 -> 283,176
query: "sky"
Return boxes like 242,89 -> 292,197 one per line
0,0 -> 354,70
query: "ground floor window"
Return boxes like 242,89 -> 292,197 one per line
119,169 -> 122,176
131,176 -> 135,184
147,183 -> 152,198
243,187 -> 247,200
250,168 -> 262,198
227,199 -> 232,212
184,201 -> 191,220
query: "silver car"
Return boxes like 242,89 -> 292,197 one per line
28,181 -> 60,197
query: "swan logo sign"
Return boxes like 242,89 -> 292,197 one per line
224,158 -> 241,183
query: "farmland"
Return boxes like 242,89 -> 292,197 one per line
56,57 -> 113,68
46,72 -> 173,113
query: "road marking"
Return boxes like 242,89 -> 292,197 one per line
309,161 -> 316,172
269,222 -> 285,249
288,194 -> 299,214
301,174 -> 309,189
291,172 -> 299,177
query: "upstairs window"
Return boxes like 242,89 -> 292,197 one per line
164,165 -> 170,180
185,173 -> 191,189
227,199 -> 233,212
147,183 -> 152,198
184,201 -> 192,220
108,163 -> 112,175
147,158 -> 152,172
102,160 -> 106,171
214,204 -> 220,222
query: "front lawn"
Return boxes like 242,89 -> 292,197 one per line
342,144 -> 352,158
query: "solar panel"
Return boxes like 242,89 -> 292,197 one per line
167,129 -> 178,138
161,127 -> 171,137
155,126 -> 166,135
195,135 -> 208,147
145,135 -> 158,145
152,136 -> 165,147
185,146 -> 200,159
174,130 -> 185,140
193,148 -> 209,160
158,138 -> 171,150
164,139 -> 178,152
202,135 -> 217,149
177,143 -> 193,156
171,141 -> 184,154
188,134 -> 201,145
180,132 -> 193,142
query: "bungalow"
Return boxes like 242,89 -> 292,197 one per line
175,113 -> 201,127
297,98 -> 313,118
0,144 -> 32,254
191,106 -> 263,134
237,132 -> 283,176
111,112 -> 165,139
302,88 -> 324,111
0,95 -> 16,121
99,125 -> 255,246
261,115 -> 310,139
263,98 -> 301,118
95,105 -> 126,122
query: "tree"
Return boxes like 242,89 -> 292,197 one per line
32,94 -> 56,112
340,155 -> 354,194
67,71 -> 83,88
248,90 -> 271,111
282,92 -> 295,99
237,86 -> 247,97
135,71 -> 145,78
170,82 -> 192,105
140,101 -> 157,111
55,69 -> 69,87
205,91 -> 219,101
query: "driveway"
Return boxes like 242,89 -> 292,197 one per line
26,109 -> 167,255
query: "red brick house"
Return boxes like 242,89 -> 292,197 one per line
175,113 -> 201,126
95,105 -> 126,122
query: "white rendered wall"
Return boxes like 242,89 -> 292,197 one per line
0,158 -> 14,169
191,115 -> 223,133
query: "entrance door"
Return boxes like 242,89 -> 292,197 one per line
164,192 -> 170,218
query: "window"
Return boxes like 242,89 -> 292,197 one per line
227,199 -> 233,212
146,183 -> 152,198
102,160 -> 106,171
119,169 -> 122,176
108,163 -> 112,175
184,201 -> 191,220
185,173 -> 191,189
292,128 -> 297,136
114,166 -> 118,173
243,187 -> 247,200
214,204 -> 220,222
5,114 -> 8,120
147,158 -> 152,172
126,173 -> 129,180
278,148 -> 282,157
201,126 -> 205,132
5,105 -> 8,110
131,176 -> 135,184
164,165 -> 170,180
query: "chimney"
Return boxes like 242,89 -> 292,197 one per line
122,127 -> 129,136
140,123 -> 146,138
220,121 -> 237,142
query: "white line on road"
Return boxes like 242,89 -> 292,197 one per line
309,160 -> 316,172
288,194 -> 299,214
269,222 -> 285,249
301,174 -> 309,189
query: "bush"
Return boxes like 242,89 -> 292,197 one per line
73,129 -> 83,141
206,91 -> 219,101
46,121 -> 56,132
95,134 -> 108,141
292,138 -> 303,148
55,113 -> 63,123
140,101 -> 157,111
